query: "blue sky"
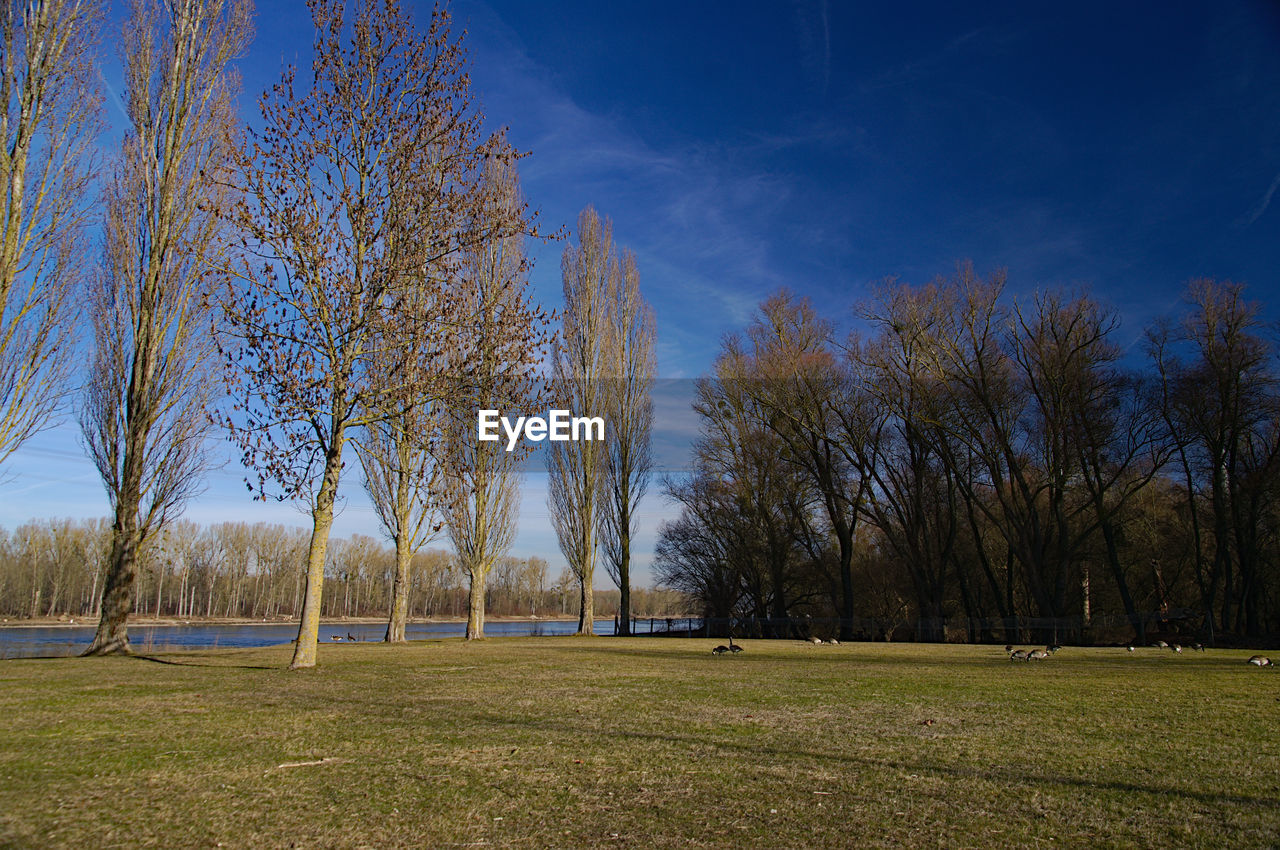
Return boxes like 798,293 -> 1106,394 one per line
3,0 -> 1279,586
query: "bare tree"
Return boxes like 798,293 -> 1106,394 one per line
549,207 -> 613,635
0,0 -> 101,468
1149,279 -> 1280,639
692,351 -> 811,635
157,518 -> 200,617
356,182 -> 452,643
739,291 -> 869,641
222,1 -> 521,668
441,156 -> 549,641
599,249 -> 654,635
855,282 -> 975,641
1016,290 -> 1171,644
359,409 -> 445,641
79,0 -> 250,655
895,267 -> 1140,644
655,472 -> 745,625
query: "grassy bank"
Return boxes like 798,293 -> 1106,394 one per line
1,639 -> 1277,848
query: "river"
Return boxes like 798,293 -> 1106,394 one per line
0,618 -> 619,658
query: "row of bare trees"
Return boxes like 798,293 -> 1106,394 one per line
549,208 -> 656,635
218,1 -> 554,667
0,0 -> 660,666
0,516 -> 688,621
658,271 -> 1280,645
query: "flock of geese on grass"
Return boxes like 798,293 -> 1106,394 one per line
708,637 -> 1275,666
711,635 -> 744,655
1005,640 -> 1275,668
1125,639 -> 1205,653
713,636 -> 848,653
324,630 -> 1277,666
1006,644 -> 1064,661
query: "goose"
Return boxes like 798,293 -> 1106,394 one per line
712,645 -> 729,655
1047,644 -> 1062,654
1192,643 -> 1205,652
825,639 -> 839,646
347,632 -> 356,642
809,636 -> 823,645
1247,655 -> 1272,667
728,635 -> 743,653
330,635 -> 343,641
1027,649 -> 1050,661
1004,645 -> 1013,652
1154,640 -> 1169,648
1126,645 -> 1135,652
1171,644 -> 1182,653
1009,649 -> 1029,661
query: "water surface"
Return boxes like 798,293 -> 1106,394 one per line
0,618 -> 617,658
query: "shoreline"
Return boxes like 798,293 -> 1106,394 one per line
0,615 -> 594,629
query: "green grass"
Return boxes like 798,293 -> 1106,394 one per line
1,639 -> 1277,848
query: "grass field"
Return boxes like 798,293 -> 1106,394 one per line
1,638 -> 1277,848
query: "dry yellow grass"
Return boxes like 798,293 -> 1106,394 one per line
0,638 -> 1277,848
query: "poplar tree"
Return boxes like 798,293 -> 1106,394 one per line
0,0 -> 101,467
80,0 -> 250,655
549,207 -> 614,635
599,249 -> 654,635
441,156 -> 550,641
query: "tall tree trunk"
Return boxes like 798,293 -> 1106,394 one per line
768,557 -> 789,638
466,562 -> 486,640
834,512 -> 856,642
290,440 -> 343,669
1099,516 -> 1144,644
578,573 -> 594,636
83,501 -> 142,655
954,557 -> 980,642
154,563 -> 164,619
616,512 -> 631,635
385,531 -> 411,642
83,416 -> 148,655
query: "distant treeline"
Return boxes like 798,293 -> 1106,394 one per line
657,273 -> 1280,645
0,518 -> 690,623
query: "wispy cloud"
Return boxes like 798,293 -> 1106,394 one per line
860,23 -> 1027,93
96,66 -> 129,123
793,0 -> 831,93
465,3 -> 799,375
1242,169 -> 1280,226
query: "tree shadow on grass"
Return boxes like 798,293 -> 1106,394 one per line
128,653 -> 279,670
547,641 -> 998,666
